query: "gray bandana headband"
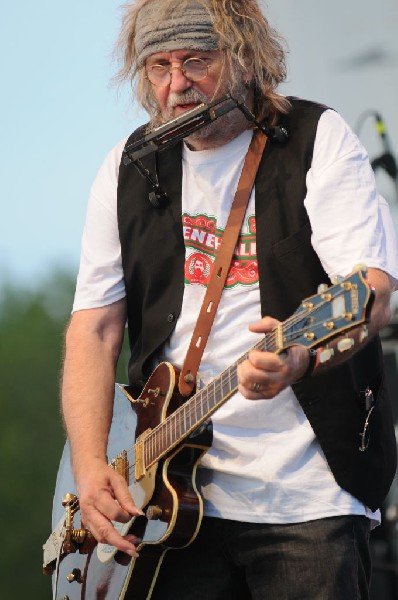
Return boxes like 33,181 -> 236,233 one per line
135,0 -> 219,67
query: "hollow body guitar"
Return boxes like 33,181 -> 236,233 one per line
43,268 -> 373,599
47,366 -> 211,600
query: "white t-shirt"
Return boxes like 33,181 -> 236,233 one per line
73,109 -> 398,525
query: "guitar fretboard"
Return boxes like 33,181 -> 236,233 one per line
142,333 -> 278,469
135,269 -> 368,472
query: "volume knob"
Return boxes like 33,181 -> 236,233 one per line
66,568 -> 83,584
146,505 -> 163,520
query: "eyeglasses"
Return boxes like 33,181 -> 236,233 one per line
358,387 -> 375,452
359,405 -> 374,452
145,57 -> 211,87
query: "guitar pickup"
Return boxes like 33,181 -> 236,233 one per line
110,450 -> 129,484
135,429 -> 151,480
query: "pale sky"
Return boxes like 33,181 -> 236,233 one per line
1,0 -> 397,287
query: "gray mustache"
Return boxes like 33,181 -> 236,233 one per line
167,90 -> 208,109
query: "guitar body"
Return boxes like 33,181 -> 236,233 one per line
51,363 -> 213,599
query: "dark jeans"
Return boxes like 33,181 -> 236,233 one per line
151,515 -> 371,600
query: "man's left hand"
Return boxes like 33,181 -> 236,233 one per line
237,316 -> 310,399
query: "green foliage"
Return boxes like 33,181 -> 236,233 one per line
0,271 -> 129,598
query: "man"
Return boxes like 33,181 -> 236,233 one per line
62,0 -> 398,597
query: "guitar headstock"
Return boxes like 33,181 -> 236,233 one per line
281,266 -> 373,353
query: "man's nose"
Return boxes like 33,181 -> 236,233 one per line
169,66 -> 193,93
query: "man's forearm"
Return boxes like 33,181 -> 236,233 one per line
61,300 -> 127,476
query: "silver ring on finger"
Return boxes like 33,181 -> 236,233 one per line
251,382 -> 262,393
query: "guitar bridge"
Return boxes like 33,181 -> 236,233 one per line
61,493 -> 92,554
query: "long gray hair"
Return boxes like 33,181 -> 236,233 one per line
114,0 -> 290,127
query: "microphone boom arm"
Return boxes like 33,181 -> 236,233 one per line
122,95 -> 241,165
122,94 -> 287,206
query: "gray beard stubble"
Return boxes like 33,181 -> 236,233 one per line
164,82 -> 249,145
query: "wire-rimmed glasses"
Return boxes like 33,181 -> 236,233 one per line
145,57 -> 211,87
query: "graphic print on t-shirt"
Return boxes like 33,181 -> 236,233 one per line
183,213 -> 258,288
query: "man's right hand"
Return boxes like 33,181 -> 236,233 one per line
75,458 -> 144,557
61,300 -> 141,555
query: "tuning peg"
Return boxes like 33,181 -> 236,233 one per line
359,326 -> 369,343
352,263 -> 368,279
337,337 -> 355,353
304,332 -> 316,341
352,263 -> 368,276
317,283 -> 329,294
319,347 -> 334,363
332,275 -> 343,284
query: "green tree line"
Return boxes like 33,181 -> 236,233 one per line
0,271 -> 129,599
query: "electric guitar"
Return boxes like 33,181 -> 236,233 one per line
43,267 -> 373,600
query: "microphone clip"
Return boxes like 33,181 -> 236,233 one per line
132,157 -> 169,209
148,190 -> 169,209
233,97 -> 289,143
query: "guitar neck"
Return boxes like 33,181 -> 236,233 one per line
140,326 -> 284,471
138,267 -> 371,472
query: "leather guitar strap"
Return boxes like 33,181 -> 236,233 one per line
178,131 -> 267,397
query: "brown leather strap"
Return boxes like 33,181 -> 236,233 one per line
178,131 -> 267,396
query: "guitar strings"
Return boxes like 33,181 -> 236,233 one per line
129,284 -> 359,476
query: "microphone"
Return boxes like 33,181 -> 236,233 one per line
371,113 -> 398,181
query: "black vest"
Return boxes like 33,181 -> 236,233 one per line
117,98 -> 396,510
